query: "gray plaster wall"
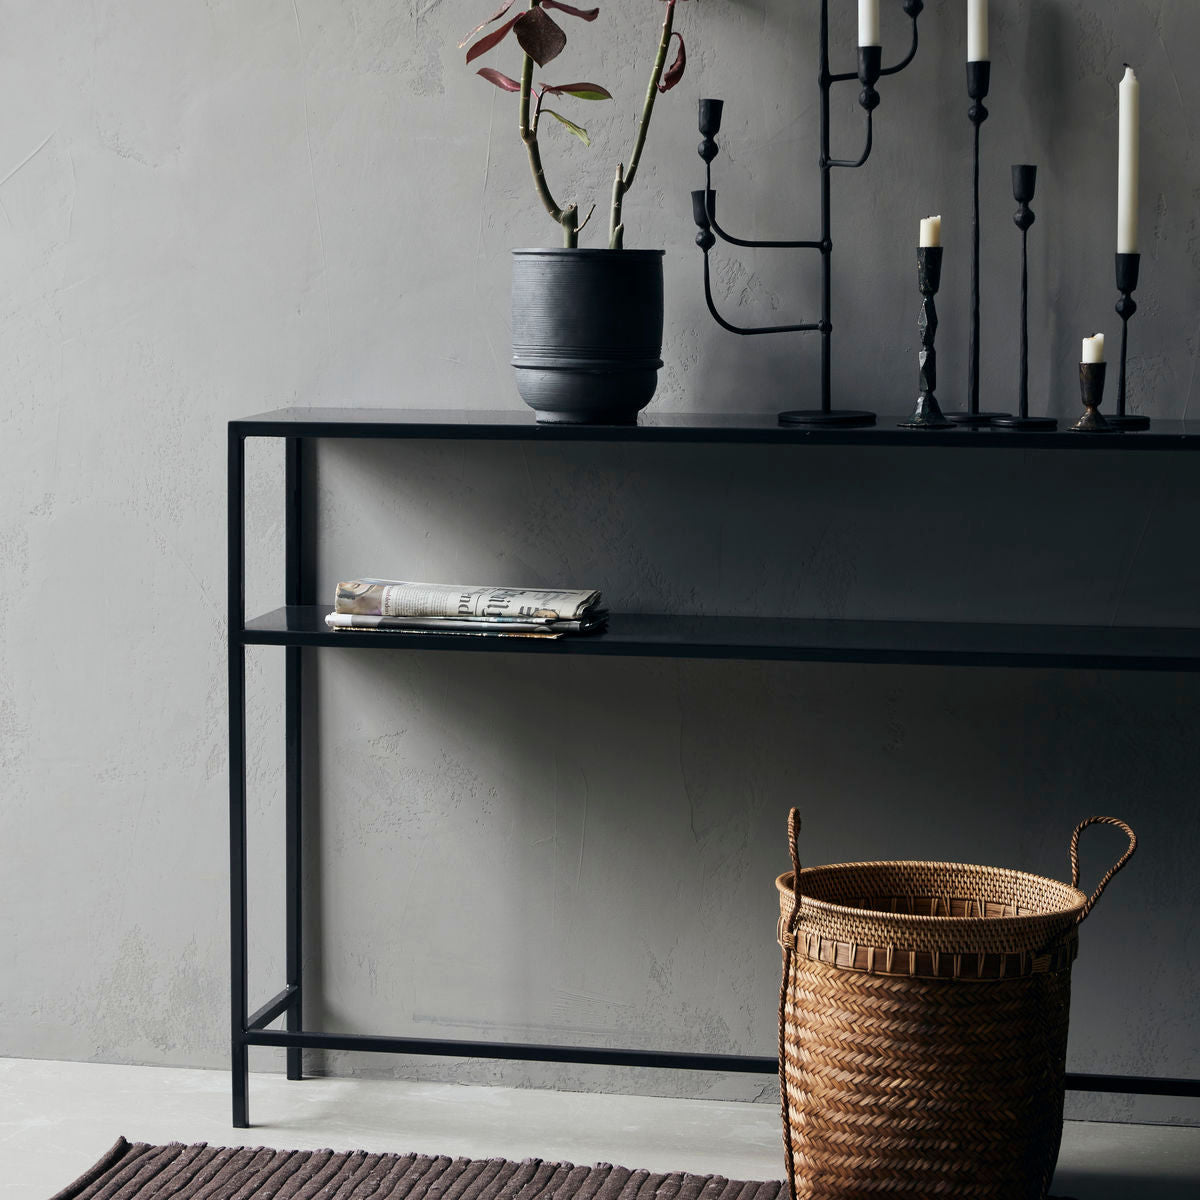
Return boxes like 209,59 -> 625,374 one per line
1,0 -> 1198,1129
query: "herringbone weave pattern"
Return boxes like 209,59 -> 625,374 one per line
782,954 -> 1071,1197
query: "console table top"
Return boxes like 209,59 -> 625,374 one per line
231,408 -> 1200,450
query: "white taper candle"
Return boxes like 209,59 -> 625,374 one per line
920,216 -> 942,248
1118,66 -> 1140,254
859,1 -> 880,48
967,0 -> 988,62
1082,334 -> 1105,364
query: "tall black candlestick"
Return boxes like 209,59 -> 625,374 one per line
993,165 -> 1056,430
948,61 -> 1010,425
1108,252 -> 1150,430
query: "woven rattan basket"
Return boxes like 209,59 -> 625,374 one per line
775,809 -> 1136,1200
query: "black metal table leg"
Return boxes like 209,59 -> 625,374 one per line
284,438 -> 305,1081
228,425 -> 250,1128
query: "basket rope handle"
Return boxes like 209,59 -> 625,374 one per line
1069,815 -> 1137,924
786,807 -> 803,928
778,808 -> 802,1200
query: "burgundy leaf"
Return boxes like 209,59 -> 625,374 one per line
657,32 -> 686,92
513,8 -> 567,67
540,1 -> 600,21
541,81 -> 612,100
464,14 -> 520,65
477,67 -> 522,92
458,0 -> 518,49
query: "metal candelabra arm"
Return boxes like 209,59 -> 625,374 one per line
699,251 -> 823,338
694,104 -> 823,251
691,0 -> 925,426
880,6 -> 921,76
829,7 -> 920,82
691,190 -> 824,336
700,168 -> 824,251
826,109 -> 873,170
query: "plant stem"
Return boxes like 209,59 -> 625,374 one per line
518,3 -> 577,248
561,203 -> 579,246
609,163 -> 625,250
609,0 -> 675,247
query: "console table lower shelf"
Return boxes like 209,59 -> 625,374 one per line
244,606 -> 1200,672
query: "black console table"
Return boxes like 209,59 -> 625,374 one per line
228,409 -> 1200,1127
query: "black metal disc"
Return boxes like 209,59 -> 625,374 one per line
990,414 -> 1058,431
778,409 -> 876,428
1105,414 -> 1152,431
945,411 -> 1012,425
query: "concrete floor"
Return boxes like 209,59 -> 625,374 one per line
1,1059 -> 1196,1199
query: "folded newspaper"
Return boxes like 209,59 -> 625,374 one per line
326,579 -> 608,639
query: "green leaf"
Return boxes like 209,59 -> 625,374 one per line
542,108 -> 592,146
542,81 -> 612,101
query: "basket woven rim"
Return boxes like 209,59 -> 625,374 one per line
776,862 -> 1089,927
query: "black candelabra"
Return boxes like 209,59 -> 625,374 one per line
691,0 -> 924,427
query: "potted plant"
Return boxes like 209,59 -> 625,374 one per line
462,0 -> 690,423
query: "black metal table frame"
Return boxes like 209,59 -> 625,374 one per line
228,410 -> 1200,1128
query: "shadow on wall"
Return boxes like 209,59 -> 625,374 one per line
274,435 -> 1200,1112
295,638 -> 1200,1111
314,438 -> 1200,628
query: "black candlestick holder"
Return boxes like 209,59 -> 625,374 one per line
1070,361 -> 1115,433
901,246 -> 951,428
993,165 -> 1056,430
947,60 -> 1011,425
1108,252 -> 1150,430
691,1 -> 925,427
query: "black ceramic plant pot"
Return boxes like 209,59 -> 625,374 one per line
511,248 -> 665,424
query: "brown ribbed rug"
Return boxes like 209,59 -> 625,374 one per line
50,1139 -> 787,1200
